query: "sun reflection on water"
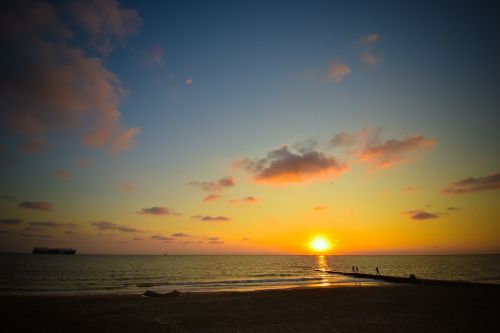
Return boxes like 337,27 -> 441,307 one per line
316,255 -> 332,286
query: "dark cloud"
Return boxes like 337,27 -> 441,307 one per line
0,218 -> 23,225
29,221 -> 80,228
403,210 -> 440,220
172,233 -> 190,237
313,206 -> 328,211
190,176 -> 236,193
241,237 -> 250,241
19,201 -> 54,211
0,1 -> 140,153
151,235 -> 174,242
21,233 -> 53,239
446,207 -> 459,211
90,221 -> 140,233
443,172 -> 500,195
192,215 -> 231,222
138,206 -> 178,216
236,146 -> 347,184
207,236 -> 223,244
132,237 -> 144,241
0,195 -> 16,201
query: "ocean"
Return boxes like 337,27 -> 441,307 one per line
0,254 -> 499,295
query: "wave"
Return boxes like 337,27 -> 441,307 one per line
136,276 -> 323,288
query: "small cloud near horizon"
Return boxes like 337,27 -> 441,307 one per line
442,172 -> 500,195
151,235 -> 174,242
230,196 -> 259,204
190,176 -> 236,193
90,221 -> 141,233
19,201 -> 54,211
138,206 -> 179,216
172,233 -> 190,237
403,210 -> 441,220
203,194 -> 222,203
313,205 -> 328,211
0,218 -> 23,225
192,215 -> 231,222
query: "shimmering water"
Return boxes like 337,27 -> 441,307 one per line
0,254 -> 498,295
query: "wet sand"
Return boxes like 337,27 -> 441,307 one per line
2,284 -> 499,332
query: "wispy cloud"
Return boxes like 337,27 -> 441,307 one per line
331,129 -> 436,169
230,196 -> 259,204
207,236 -> 223,244
172,233 -> 190,237
1,1 -> 141,153
358,33 -> 383,70
19,201 -> 54,211
403,210 -> 441,220
185,78 -> 193,86
443,172 -> 500,195
138,206 -> 179,216
192,215 -> 232,222
0,218 -> 23,225
29,221 -> 80,228
191,176 -> 236,193
119,182 -> 137,193
203,194 -> 222,203
235,145 -> 347,184
313,206 -> 328,211
328,60 -> 351,82
90,221 -> 140,233
53,169 -> 72,180
151,235 -> 174,242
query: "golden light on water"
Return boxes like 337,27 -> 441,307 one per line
310,236 -> 332,253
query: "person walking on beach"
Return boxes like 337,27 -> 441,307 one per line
352,266 -> 355,273
355,266 -> 359,273
376,266 -> 380,275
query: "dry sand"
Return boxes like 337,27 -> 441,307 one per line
2,284 -> 499,332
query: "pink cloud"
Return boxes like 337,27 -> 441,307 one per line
328,60 -> 351,82
330,129 -> 436,169
203,194 -> 222,203
185,78 -> 193,86
119,182 -> 137,193
358,33 -> 383,70
191,176 -> 236,193
18,201 -> 54,211
236,146 -> 347,184
230,196 -> 259,204
53,169 -> 72,180
443,172 -> 500,195
1,1 -> 140,154
359,136 -> 436,168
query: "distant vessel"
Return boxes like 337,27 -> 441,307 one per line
32,247 -> 76,255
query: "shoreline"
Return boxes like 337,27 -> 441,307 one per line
2,284 -> 500,332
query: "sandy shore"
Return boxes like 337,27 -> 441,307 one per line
2,284 -> 499,332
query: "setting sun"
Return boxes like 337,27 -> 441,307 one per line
310,236 -> 332,252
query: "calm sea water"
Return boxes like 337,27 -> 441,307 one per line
0,254 -> 499,295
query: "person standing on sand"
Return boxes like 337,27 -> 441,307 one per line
355,266 -> 359,273
376,267 -> 380,275
352,266 -> 355,273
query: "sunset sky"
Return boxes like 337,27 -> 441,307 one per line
0,0 -> 499,254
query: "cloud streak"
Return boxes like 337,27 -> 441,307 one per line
190,176 -> 236,193
192,215 -> 231,222
0,218 -> 23,225
403,210 -> 441,220
19,201 -> 54,211
235,146 -> 347,184
90,221 -> 140,233
138,206 -> 178,216
203,194 -> 222,203
443,172 -> 500,195
230,196 -> 259,204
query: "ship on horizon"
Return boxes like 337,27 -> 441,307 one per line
32,247 -> 76,255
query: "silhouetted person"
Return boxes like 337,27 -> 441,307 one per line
352,266 -> 355,273
376,266 -> 380,275
355,266 -> 359,273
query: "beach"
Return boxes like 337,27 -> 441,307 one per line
3,284 -> 499,332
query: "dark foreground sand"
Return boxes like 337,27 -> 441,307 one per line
2,285 -> 500,332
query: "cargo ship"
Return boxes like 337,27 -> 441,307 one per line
32,247 -> 76,255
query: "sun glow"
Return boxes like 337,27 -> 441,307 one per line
310,236 -> 332,253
